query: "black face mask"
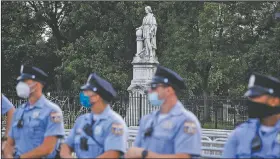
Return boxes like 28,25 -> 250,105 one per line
247,100 -> 280,119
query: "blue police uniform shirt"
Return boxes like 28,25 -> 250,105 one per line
134,101 -> 202,156
2,94 -> 14,115
222,119 -> 280,158
65,105 -> 128,158
8,95 -> 65,158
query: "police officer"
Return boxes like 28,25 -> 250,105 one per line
222,73 -> 280,158
3,65 -> 65,158
1,94 -> 15,155
60,73 -> 128,158
126,65 -> 202,158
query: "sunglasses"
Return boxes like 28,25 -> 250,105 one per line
83,91 -> 98,97
150,83 -> 168,90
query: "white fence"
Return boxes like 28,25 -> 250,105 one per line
64,127 -> 231,158
2,127 -> 230,158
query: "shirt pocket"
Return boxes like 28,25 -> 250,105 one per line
236,143 -> 251,158
87,138 -> 104,157
12,122 -> 20,140
28,118 -> 45,139
151,131 -> 174,154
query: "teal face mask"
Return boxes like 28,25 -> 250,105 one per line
148,92 -> 164,107
79,92 -> 92,108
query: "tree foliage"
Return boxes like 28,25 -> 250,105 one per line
2,1 -> 280,97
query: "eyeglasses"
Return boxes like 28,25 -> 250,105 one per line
83,91 -> 98,98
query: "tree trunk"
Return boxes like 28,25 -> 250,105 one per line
55,75 -> 62,91
203,90 -> 211,123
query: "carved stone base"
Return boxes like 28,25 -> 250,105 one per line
125,55 -> 159,126
128,56 -> 159,91
131,55 -> 159,64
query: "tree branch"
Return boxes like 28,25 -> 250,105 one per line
27,1 -> 38,12
57,4 -> 66,21
55,2 -> 58,15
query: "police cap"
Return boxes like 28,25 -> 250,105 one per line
151,65 -> 186,90
80,73 -> 117,102
17,65 -> 48,85
245,73 -> 280,98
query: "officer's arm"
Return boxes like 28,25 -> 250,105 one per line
145,151 -> 191,158
20,110 -> 65,158
60,144 -> 74,158
5,107 -> 15,136
20,136 -> 58,158
97,122 -> 128,158
61,122 -> 77,158
2,95 -> 15,136
3,109 -> 17,158
2,109 -> 15,157
134,118 -> 144,147
126,147 -> 190,158
3,137 -> 15,158
97,150 -> 122,158
222,130 -> 238,158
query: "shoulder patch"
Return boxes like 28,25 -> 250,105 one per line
111,123 -> 124,136
50,112 -> 62,123
184,121 -> 197,134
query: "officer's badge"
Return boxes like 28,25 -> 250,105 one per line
162,120 -> 173,129
32,111 -> 40,119
76,128 -> 82,135
50,112 -> 62,123
95,125 -> 102,136
111,123 -> 124,136
184,121 -> 196,134
276,132 -> 280,144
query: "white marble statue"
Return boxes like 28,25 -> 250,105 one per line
136,6 -> 157,58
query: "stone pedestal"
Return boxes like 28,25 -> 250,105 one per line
125,6 -> 160,126
125,56 -> 159,126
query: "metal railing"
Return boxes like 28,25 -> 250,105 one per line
1,90 -> 248,130
1,127 -> 228,158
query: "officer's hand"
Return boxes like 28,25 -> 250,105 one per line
125,147 -> 144,158
1,141 -> 6,151
1,141 -> 7,157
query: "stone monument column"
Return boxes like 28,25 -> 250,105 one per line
125,6 -> 159,126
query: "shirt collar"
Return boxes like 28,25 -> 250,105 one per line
169,101 -> 183,116
248,118 -> 280,132
24,95 -> 46,110
275,119 -> 280,130
92,105 -> 111,121
153,100 -> 183,118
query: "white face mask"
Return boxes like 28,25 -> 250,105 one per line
16,81 -> 36,99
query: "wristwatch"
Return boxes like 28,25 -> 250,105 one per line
141,149 -> 148,159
